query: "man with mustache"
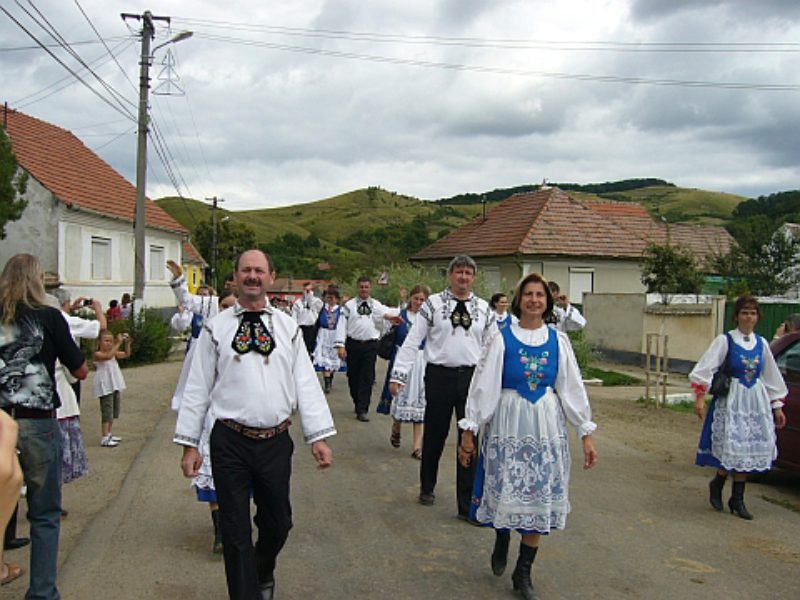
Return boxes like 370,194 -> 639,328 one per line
175,250 -> 336,600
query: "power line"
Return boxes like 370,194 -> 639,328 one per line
74,0 -> 137,94
18,0 -> 136,116
0,5 -> 137,120
173,17 -> 800,53
0,36 -> 129,52
11,39 -> 134,108
190,32 -> 800,92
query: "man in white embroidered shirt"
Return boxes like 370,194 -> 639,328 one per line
389,255 -> 491,521
547,281 -> 587,332
175,250 -> 335,600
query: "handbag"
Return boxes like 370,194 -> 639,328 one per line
708,333 -> 733,398
377,327 -> 397,360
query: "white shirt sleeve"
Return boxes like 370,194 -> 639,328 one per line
458,325 -> 504,433
290,325 -> 338,443
334,301 -> 349,346
174,326 -> 216,447
553,331 -> 596,438
170,274 -> 217,316
391,306 -> 432,384
760,337 -> 788,406
170,311 -> 191,333
689,334 -> 729,387
66,313 -> 101,339
561,304 -> 587,332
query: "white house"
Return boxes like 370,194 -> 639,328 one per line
1,107 -> 188,307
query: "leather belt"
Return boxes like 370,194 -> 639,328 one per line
2,406 -> 57,419
219,418 -> 291,440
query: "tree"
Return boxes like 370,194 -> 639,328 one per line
192,218 -> 256,287
714,226 -> 800,296
640,243 -> 702,303
0,126 -> 28,239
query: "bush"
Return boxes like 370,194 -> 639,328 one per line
567,330 -> 597,377
126,308 -> 172,365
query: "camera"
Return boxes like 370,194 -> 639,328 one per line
83,298 -> 93,307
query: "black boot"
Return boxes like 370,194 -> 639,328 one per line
708,472 -> 726,511
511,542 -> 538,600
728,481 -> 753,520
211,509 -> 223,554
491,530 -> 510,576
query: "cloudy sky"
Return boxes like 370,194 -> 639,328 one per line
2,0 -> 800,210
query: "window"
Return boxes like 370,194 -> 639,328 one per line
568,268 -> 594,305
91,237 -> 111,280
191,268 -> 198,288
149,245 -> 165,281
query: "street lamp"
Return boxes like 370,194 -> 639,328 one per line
127,9 -> 192,312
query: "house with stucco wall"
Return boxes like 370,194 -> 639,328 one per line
411,186 -> 734,302
1,107 -> 190,307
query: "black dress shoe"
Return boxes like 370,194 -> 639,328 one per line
456,513 -> 483,527
418,492 -> 435,506
356,412 -> 370,422
260,579 -> 275,600
4,537 -> 30,551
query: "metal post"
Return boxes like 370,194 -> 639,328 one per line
132,11 -> 154,308
209,196 -> 224,291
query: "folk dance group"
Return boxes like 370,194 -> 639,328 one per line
167,250 -> 786,600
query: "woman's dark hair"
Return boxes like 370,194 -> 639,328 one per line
489,292 -> 507,310
510,273 -> 554,321
732,295 -> 761,322
324,285 -> 341,299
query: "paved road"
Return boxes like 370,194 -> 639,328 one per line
2,358 -> 799,599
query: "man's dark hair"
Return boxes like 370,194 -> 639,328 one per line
357,276 -> 371,285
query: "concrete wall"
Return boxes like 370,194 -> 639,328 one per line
0,174 -> 60,271
584,293 -> 727,372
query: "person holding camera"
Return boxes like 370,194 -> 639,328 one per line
546,281 -> 586,332
691,295 -> 786,519
93,330 -> 131,447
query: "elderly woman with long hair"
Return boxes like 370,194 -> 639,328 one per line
458,273 -> 597,600
691,295 -> 787,519
0,254 -> 87,597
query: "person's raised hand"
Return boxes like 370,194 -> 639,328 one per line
166,260 -> 183,279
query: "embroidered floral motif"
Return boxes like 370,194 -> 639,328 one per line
517,348 -> 549,392
739,354 -> 760,384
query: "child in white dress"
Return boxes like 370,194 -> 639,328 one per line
93,331 -> 131,447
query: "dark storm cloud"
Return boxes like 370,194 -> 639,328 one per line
629,0 -> 800,22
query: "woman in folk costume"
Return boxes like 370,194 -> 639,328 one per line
458,273 -> 597,600
378,284 -> 431,459
691,295 -> 787,520
313,285 -> 347,393
166,260 -> 223,553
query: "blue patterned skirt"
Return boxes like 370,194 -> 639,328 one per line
59,416 -> 89,484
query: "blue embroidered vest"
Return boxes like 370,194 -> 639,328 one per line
496,313 -> 511,330
726,334 -> 763,388
500,325 -> 559,404
319,306 -> 340,329
190,313 -> 204,339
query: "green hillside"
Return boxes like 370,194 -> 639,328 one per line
156,181 -> 745,279
569,186 -> 743,225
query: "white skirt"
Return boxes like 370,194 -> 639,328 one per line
710,379 -> 777,472
390,349 -> 426,423
313,327 -> 345,372
474,388 -> 571,533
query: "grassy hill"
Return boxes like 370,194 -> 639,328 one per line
156,182 -> 745,278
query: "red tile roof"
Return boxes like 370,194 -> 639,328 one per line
413,188 -> 734,267
2,108 -> 187,235
414,187 -> 647,260
182,241 -> 207,266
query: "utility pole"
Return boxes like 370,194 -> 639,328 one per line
209,196 -> 225,291
121,11 -> 191,311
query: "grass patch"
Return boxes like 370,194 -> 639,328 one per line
585,367 -> 642,386
635,397 -> 695,413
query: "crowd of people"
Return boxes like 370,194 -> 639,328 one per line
0,248 -> 792,600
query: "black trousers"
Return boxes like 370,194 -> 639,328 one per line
345,338 -> 378,414
210,422 -> 294,600
421,363 -> 477,516
300,325 -> 317,356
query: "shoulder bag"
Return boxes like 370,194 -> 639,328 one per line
708,333 -> 733,398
